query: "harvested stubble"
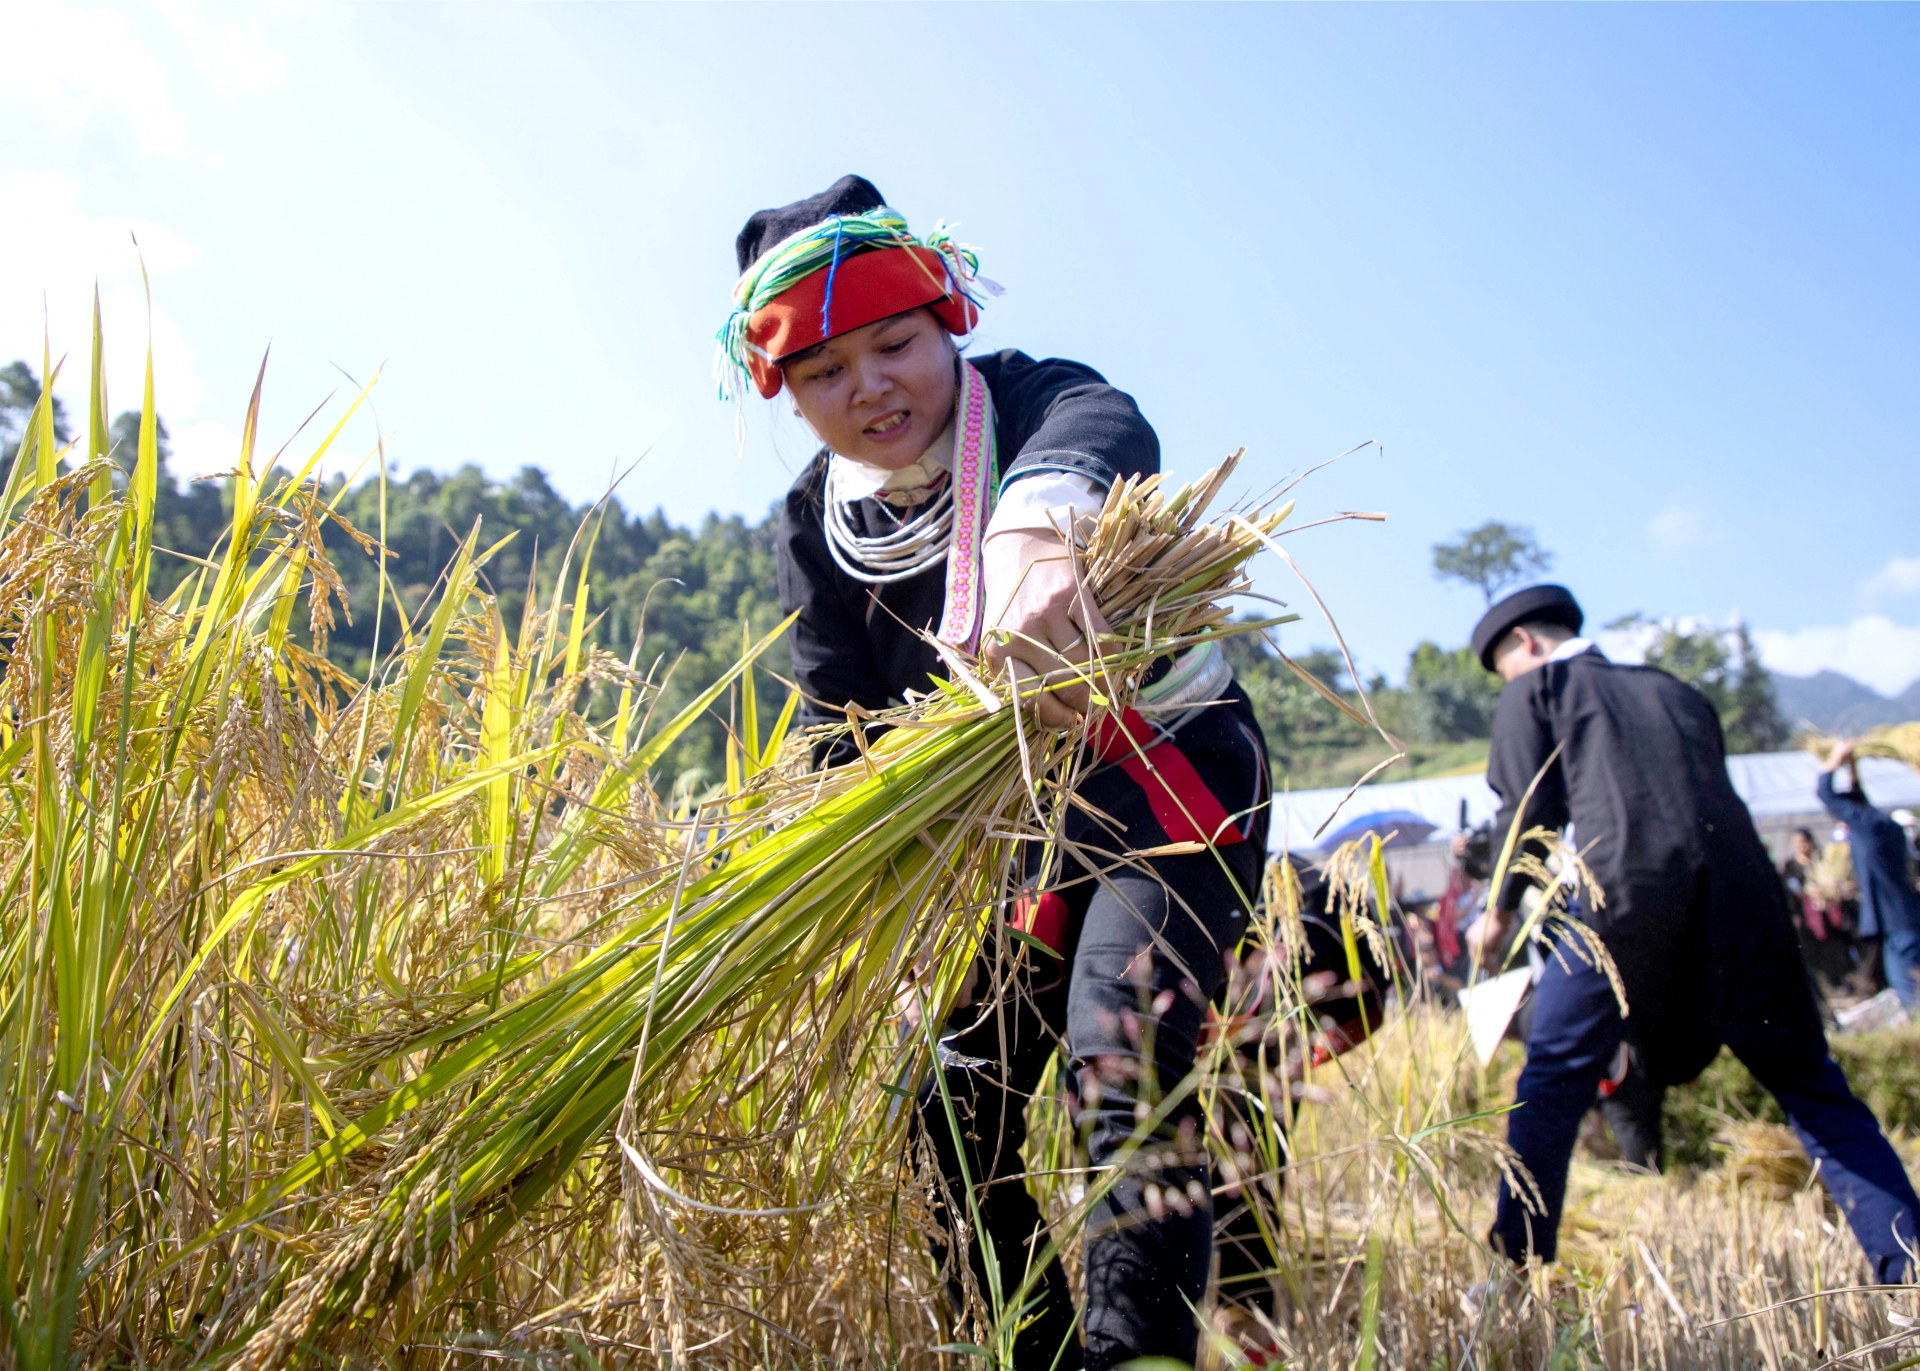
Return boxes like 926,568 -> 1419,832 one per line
1182,1004 -> 1920,1371
5,311 -> 1917,1370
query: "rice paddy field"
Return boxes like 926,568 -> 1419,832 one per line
3,318 -> 1918,1370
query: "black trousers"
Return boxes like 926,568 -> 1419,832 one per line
1516,988 -> 1665,1170
1597,1047 -> 1663,1171
916,691 -> 1269,1371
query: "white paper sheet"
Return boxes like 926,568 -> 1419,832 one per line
1457,967 -> 1535,1065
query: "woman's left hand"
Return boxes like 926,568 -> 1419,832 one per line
980,528 -> 1111,728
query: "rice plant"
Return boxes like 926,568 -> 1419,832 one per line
3,301 -> 1916,1370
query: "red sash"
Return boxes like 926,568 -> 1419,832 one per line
1088,707 -> 1246,848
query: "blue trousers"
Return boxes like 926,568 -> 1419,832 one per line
1882,924 -> 1920,1007
1492,939 -> 1920,1282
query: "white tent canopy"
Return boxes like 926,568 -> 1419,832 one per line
1270,751 -> 1920,854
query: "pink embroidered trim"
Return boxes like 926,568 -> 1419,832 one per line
936,360 -> 996,652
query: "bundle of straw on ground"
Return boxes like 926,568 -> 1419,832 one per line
9,309 -> 1920,1370
1169,990 -> 1920,1371
1806,837 -> 1858,907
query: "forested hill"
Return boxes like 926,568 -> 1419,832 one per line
119,424 -> 1422,788
127,438 -> 791,786
0,365 -> 1790,792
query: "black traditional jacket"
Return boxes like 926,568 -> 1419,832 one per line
776,349 -> 1158,746
1487,648 -> 1816,1080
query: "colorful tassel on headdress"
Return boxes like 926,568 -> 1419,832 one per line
712,208 -> 990,403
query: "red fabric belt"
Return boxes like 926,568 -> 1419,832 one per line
1088,707 -> 1246,848
1011,708 -> 1248,961
1012,889 -> 1071,957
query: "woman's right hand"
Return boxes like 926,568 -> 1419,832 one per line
980,527 -> 1111,728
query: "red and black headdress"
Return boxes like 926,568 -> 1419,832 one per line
717,175 -> 988,400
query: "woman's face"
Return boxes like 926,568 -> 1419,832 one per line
783,308 -> 958,470
1793,833 -> 1815,861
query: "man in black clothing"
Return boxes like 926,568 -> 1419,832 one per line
1467,584 -> 1919,1278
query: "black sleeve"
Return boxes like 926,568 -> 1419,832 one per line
969,349 -> 1159,491
777,460 -> 889,743
1485,676 -> 1569,910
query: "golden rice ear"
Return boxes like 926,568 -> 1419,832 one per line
7,325 -> 1859,1366
197,445 -> 1326,1358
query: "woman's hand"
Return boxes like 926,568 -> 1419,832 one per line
980,528 -> 1111,728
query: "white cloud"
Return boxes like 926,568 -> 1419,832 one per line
1,4 -> 188,156
1,3 -> 284,156
1646,505 -> 1703,552
1595,623 -> 1656,665
1863,554 -> 1920,599
1753,616 -> 1920,696
155,1 -> 288,99
0,172 -> 209,429
168,419 -> 244,480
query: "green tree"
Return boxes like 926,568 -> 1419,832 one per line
1723,623 -> 1791,754
315,464 -> 789,784
1399,641 -> 1503,743
1,360 -> 73,454
1638,617 -> 1790,754
103,410 -> 234,599
1432,520 -> 1552,605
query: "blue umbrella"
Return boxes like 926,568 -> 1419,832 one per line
1320,809 -> 1438,851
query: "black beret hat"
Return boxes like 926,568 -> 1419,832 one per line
735,174 -> 886,274
1471,584 -> 1584,671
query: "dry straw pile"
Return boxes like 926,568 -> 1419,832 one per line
1,309 -> 1916,1368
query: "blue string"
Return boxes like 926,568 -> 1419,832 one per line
820,216 -> 845,337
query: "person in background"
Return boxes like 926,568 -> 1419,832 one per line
1782,826 -> 1857,996
1434,819 -> 1493,992
1828,823 -> 1882,997
1818,745 -> 1920,1007
1893,808 -> 1920,890
1465,584 -> 1919,1280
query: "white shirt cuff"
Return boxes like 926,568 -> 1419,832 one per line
985,471 -> 1107,541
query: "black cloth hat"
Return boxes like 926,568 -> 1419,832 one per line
1471,584 -> 1584,671
735,174 -> 886,273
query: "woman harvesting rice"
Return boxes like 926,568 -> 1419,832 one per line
720,175 -> 1272,1370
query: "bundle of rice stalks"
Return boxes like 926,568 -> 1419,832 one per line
211,452 -> 1319,1364
1853,721 -> 1920,772
1808,721 -> 1920,772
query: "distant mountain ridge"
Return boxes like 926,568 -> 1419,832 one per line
1770,670 -> 1920,734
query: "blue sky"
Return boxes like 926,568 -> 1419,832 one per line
6,3 -> 1920,691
